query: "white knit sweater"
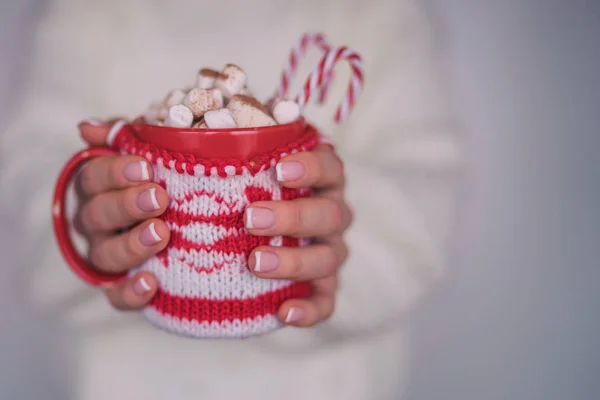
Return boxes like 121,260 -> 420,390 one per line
0,0 -> 461,398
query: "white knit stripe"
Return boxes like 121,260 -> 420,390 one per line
155,161 -> 282,201
137,256 -> 295,299
169,194 -> 248,216
164,247 -> 244,267
168,222 -> 244,245
143,307 -> 282,339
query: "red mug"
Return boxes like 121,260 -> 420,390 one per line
53,118 -> 319,338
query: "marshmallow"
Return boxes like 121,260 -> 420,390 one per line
211,88 -> 224,108
164,104 -> 194,128
227,94 -> 276,128
142,63 -> 305,128
204,108 -> 237,129
196,68 -> 220,89
215,64 -> 247,98
164,89 -> 187,108
272,99 -> 301,124
182,88 -> 223,118
157,106 -> 169,120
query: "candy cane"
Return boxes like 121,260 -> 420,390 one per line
277,32 -> 331,103
296,46 -> 364,123
318,69 -> 334,104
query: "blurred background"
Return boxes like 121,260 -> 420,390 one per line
411,1 -> 600,399
1,0 -> 599,399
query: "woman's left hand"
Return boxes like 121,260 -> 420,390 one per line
245,143 -> 353,327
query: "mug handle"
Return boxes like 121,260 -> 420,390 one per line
52,147 -> 128,286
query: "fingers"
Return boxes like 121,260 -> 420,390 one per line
245,197 -> 352,237
104,271 -> 158,310
88,219 -> 170,274
248,238 -> 348,281
78,118 -> 126,146
278,276 -> 338,327
77,183 -> 168,234
76,155 -> 154,198
275,144 -> 344,189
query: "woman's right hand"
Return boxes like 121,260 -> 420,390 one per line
74,120 -> 170,310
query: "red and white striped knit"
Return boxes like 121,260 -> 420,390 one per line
109,124 -> 319,338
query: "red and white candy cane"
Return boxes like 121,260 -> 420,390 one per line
277,32 -> 332,103
296,46 -> 364,123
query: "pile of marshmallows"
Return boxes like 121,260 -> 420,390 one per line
144,64 -> 301,129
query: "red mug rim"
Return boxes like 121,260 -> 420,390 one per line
130,117 -> 308,159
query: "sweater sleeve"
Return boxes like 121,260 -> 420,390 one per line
0,7 -> 116,317
302,3 -> 464,338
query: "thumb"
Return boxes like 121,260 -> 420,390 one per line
78,118 -> 127,146
104,272 -> 158,311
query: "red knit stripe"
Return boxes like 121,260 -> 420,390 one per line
165,187 -> 242,210
168,229 -> 268,256
163,208 -> 243,227
150,282 -> 312,323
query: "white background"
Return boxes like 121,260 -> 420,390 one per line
410,1 -> 600,399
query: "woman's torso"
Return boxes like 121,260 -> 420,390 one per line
7,0 -> 428,398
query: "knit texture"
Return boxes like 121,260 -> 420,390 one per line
110,124 -> 319,338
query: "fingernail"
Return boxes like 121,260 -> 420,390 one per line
276,161 -> 305,182
245,207 -> 275,229
124,161 -> 150,182
285,307 -> 304,324
137,187 -> 160,212
139,222 -> 162,246
133,276 -> 152,296
82,118 -> 103,126
253,251 -> 279,272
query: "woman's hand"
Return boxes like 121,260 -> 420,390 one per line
245,143 -> 353,327
74,120 -> 169,309
75,121 -> 352,326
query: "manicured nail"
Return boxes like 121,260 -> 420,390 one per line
285,307 -> 304,323
82,118 -> 103,126
137,188 -> 160,212
139,222 -> 162,246
132,276 -> 152,296
253,251 -> 279,272
124,160 -> 150,181
276,161 -> 305,182
245,207 -> 275,229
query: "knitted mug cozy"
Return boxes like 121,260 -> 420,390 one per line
53,119 -> 320,339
